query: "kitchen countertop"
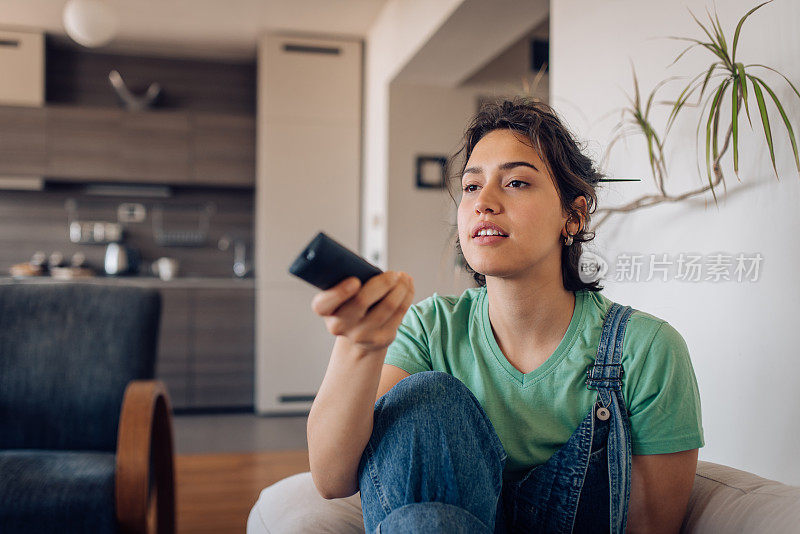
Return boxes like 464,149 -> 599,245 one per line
0,275 -> 256,289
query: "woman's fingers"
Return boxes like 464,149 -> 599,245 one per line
312,270 -> 415,352
380,282 -> 415,329
311,276 -> 361,317
334,271 -> 399,322
355,275 -> 411,331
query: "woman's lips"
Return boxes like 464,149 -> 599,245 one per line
473,235 -> 508,245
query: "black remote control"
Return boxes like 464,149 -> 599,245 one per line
288,231 -> 383,291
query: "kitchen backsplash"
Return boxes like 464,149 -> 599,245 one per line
1,183 -> 253,278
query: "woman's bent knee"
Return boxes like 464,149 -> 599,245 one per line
374,371 -> 506,464
247,471 -> 365,533
381,371 -> 479,418
388,371 -> 467,400
358,372 -> 507,532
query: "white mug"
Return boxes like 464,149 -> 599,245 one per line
152,257 -> 179,281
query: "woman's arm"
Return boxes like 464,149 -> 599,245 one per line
306,272 -> 415,500
307,336 -> 387,499
626,448 -> 699,533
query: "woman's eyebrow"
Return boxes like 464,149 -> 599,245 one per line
463,161 -> 539,176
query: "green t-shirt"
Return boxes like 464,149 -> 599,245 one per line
383,285 -> 705,475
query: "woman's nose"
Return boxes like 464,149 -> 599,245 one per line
474,188 -> 501,214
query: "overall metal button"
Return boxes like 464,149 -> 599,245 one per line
596,406 -> 610,421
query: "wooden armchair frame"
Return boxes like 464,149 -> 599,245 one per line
115,380 -> 176,534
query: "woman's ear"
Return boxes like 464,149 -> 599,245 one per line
561,196 -> 588,237
572,196 -> 588,231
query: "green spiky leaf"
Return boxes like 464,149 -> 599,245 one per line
668,35 -> 730,66
668,42 -> 700,68
736,63 -> 753,127
748,75 -> 779,180
630,61 -> 641,111
705,81 -> 728,203
709,6 -> 729,58
688,8 -> 718,48
694,84 -> 717,188
732,76 -> 740,177
712,84 -> 723,166
733,0 -> 774,64
666,69 -> 710,132
699,62 -> 722,97
745,63 -> 800,101
750,74 -> 800,178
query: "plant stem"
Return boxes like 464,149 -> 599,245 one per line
592,91 -> 742,231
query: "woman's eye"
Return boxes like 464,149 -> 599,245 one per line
462,180 -> 528,193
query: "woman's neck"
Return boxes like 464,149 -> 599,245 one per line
485,276 -> 576,369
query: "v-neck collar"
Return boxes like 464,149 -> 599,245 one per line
479,285 -> 586,387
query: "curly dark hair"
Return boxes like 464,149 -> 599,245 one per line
446,96 -> 605,291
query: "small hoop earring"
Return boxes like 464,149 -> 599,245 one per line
563,219 -> 582,246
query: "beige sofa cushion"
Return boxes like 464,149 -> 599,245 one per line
247,471 -> 365,533
682,460 -> 800,533
248,462 -> 800,533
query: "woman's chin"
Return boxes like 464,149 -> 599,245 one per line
468,264 -> 517,279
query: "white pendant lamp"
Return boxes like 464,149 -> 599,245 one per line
62,0 -> 118,48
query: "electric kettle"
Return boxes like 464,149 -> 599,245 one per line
104,243 -> 128,275
104,243 -> 140,275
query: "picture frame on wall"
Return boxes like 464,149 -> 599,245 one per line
415,155 -> 448,189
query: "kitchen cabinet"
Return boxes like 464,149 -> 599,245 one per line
46,105 -> 192,184
192,112 -> 255,187
119,110 -> 191,184
45,105 -> 124,181
0,30 -> 44,107
154,286 -> 254,410
0,104 -> 254,187
256,34 -> 362,413
191,288 -> 255,408
0,106 -> 47,176
155,287 -> 191,408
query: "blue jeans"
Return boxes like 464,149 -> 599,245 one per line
357,303 -> 635,533
358,371 -> 504,533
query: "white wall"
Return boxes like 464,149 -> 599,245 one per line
391,0 -> 548,87
386,82 -> 478,300
462,17 -> 549,98
551,0 -> 800,484
362,0 -> 466,268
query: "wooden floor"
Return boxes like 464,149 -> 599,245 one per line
175,450 -> 310,534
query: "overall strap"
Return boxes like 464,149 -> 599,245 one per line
585,302 -> 635,534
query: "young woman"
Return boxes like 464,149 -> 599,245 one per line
248,98 -> 704,534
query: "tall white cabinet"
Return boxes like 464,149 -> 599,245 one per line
255,33 -> 362,414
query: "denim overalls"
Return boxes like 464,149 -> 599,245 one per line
358,302 -> 635,534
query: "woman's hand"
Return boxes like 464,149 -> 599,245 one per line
311,271 -> 415,355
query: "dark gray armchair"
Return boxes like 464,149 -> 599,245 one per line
0,282 -> 175,534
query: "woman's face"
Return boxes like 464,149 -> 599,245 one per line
457,129 -> 570,282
